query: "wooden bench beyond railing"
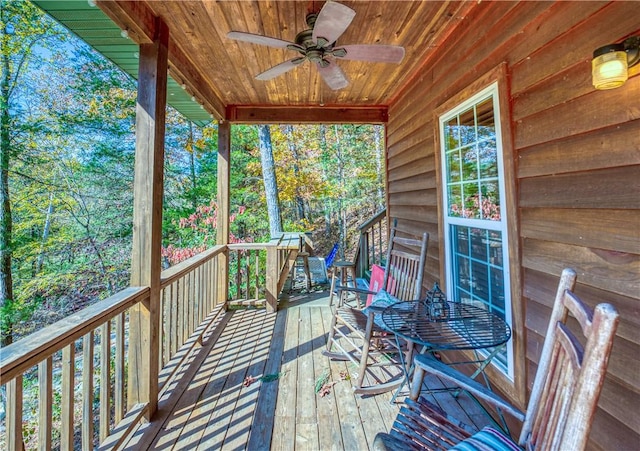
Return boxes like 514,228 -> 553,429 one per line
0,234 -> 309,450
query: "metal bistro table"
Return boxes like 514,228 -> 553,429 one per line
381,300 -> 511,402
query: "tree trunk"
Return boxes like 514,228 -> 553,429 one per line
188,121 -> 197,210
35,191 -> 54,275
374,126 -> 385,210
283,125 -> 306,221
333,125 -> 345,259
0,33 -> 14,346
257,125 -> 282,236
319,125 -> 331,235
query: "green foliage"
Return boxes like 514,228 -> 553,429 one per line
4,1 -> 386,342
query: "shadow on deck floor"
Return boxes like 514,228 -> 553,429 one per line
122,285 -> 494,450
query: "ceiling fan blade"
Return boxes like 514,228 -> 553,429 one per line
334,45 -> 405,63
318,62 -> 349,90
227,31 -> 293,49
312,1 -> 356,46
256,59 -> 302,81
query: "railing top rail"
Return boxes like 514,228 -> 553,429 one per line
358,208 -> 387,232
160,245 -> 225,288
0,286 -> 149,383
227,243 -> 270,251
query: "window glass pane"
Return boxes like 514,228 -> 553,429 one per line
472,260 -> 489,302
459,107 -> 476,146
478,139 -> 497,178
448,184 -> 462,216
488,231 -> 503,266
462,145 -> 478,181
444,117 -> 459,148
476,98 -> 494,140
450,225 -> 505,323
470,229 -> 488,261
491,267 -> 505,312
462,183 -> 480,219
456,226 -> 470,254
479,181 -> 500,221
447,149 -> 461,183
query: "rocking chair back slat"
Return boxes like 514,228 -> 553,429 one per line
520,269 -> 619,450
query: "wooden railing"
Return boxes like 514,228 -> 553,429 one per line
227,243 -> 269,307
227,232 -> 311,311
356,209 -> 388,278
0,287 -> 149,450
0,235 -> 305,450
0,247 -> 227,450
159,245 -> 225,375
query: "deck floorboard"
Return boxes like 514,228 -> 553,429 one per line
122,288 -> 494,450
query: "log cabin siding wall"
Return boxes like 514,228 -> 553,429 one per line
386,2 -> 639,449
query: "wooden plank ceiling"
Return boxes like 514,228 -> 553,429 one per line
94,1 -> 474,122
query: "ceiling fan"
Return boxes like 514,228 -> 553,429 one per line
227,1 -> 405,91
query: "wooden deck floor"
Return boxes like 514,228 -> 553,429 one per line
122,287 -> 494,450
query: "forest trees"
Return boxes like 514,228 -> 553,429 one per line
1,0 -> 65,345
2,0 -> 386,343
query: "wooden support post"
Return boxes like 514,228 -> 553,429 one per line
216,121 -> 230,307
128,18 -> 169,418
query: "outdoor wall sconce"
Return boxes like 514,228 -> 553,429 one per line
592,36 -> 640,90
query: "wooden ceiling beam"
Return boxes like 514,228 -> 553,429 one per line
96,0 -> 156,45
96,0 -> 226,121
226,106 -> 388,124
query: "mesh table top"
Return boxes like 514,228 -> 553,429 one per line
380,300 -> 511,351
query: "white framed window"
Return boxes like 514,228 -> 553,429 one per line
439,82 -> 514,379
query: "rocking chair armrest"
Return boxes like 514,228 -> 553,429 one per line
412,354 -> 526,422
335,285 -> 376,296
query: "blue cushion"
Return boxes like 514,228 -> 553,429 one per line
362,290 -> 400,329
450,427 -> 522,451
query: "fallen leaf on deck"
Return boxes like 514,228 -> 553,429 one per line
339,371 -> 350,381
319,381 -> 337,397
243,375 -> 256,387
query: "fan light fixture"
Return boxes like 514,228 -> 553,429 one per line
592,36 -> 640,90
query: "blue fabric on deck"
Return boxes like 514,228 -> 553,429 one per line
450,427 -> 522,451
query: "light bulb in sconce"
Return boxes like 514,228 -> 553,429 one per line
592,36 -> 640,90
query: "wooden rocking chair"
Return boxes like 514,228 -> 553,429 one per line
374,268 -> 619,450
323,227 -> 429,395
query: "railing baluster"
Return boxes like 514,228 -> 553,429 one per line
198,263 -> 204,324
61,344 -> 75,450
244,250 -> 250,300
186,271 -> 191,339
178,278 -> 184,345
38,356 -> 53,450
254,251 -> 260,301
235,250 -> 241,301
6,375 -> 23,451
114,313 -> 125,424
162,288 -> 169,366
190,270 -> 196,336
100,322 -> 111,442
82,332 -> 94,451
170,282 -> 178,358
